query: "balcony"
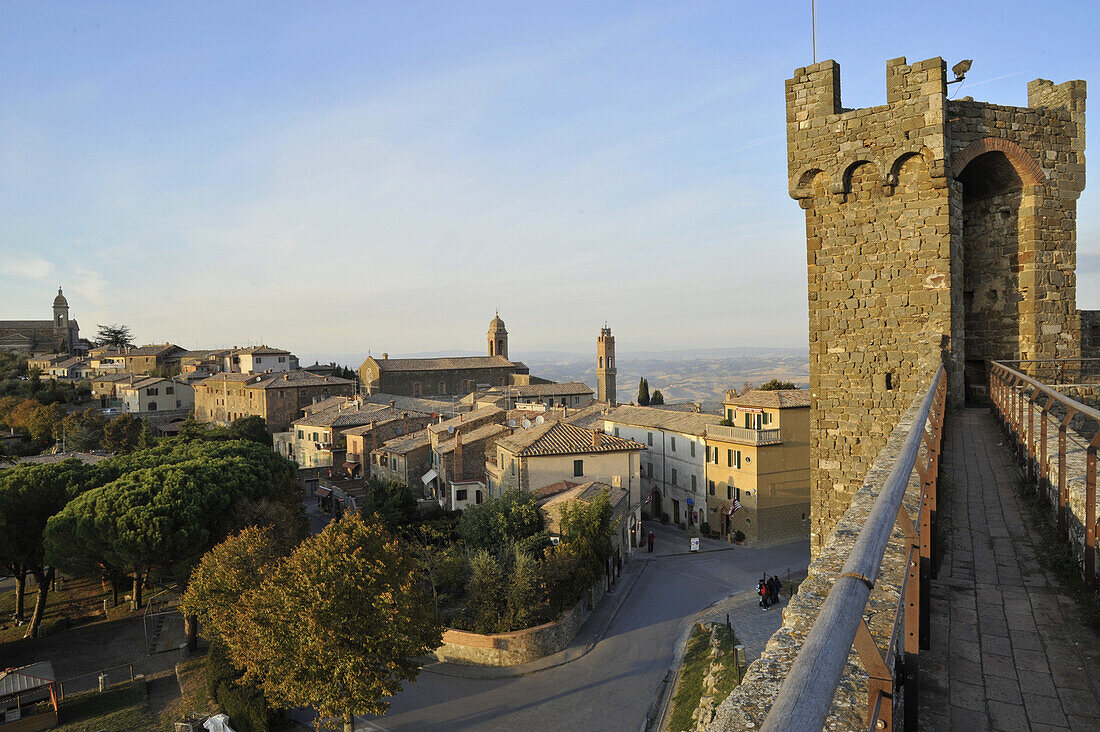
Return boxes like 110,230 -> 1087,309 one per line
704,425 -> 782,446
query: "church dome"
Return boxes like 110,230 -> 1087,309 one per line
489,314 -> 506,331
53,287 -> 68,307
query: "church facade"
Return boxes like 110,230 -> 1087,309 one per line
0,288 -> 83,354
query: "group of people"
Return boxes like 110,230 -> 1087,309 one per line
758,575 -> 782,610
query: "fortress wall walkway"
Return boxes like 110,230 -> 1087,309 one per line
918,408 -> 1100,730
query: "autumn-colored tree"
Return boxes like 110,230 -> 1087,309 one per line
187,514 -> 442,732
59,408 -> 108,451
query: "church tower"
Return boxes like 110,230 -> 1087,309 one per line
487,313 -> 508,360
596,325 -> 616,405
52,287 -> 71,352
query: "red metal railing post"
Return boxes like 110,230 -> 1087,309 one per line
1059,411 -> 1073,543
1087,432 -> 1100,592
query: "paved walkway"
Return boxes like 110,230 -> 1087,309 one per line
918,408 -> 1100,730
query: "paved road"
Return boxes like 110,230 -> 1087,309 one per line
334,530 -> 808,732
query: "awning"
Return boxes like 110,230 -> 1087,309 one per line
421,469 -> 438,485
315,487 -> 331,498
342,460 -> 359,469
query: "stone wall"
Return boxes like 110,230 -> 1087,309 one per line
709,387 -> 930,731
435,579 -> 608,667
787,56 -> 1086,555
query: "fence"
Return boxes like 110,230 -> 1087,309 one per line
990,359 -> 1100,590
757,365 -> 946,732
57,663 -> 134,700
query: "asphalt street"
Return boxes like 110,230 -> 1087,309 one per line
352,530 -> 808,732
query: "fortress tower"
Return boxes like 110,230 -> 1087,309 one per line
596,325 -> 616,405
487,313 -> 508,359
787,57 -> 1086,553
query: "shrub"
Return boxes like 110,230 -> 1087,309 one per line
205,643 -> 277,732
733,530 -> 746,542
700,521 -> 712,535
466,550 -> 505,633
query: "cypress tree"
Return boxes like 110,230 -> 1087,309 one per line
637,378 -> 650,406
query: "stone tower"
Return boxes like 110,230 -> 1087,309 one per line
52,287 -> 71,352
787,57 -> 1086,553
488,314 -> 508,359
596,325 -> 616,405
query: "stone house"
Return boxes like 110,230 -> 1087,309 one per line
286,398 -> 431,470
370,429 -> 433,493
602,405 -> 721,529
431,422 -> 512,509
541,480 -> 632,557
703,389 -> 810,546
117,377 -> 195,414
122,344 -> 188,374
487,421 -> 644,544
465,382 -> 595,410
193,370 -> 354,431
219,345 -> 298,374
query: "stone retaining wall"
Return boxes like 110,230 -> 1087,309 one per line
709,389 -> 930,730
434,579 -> 609,667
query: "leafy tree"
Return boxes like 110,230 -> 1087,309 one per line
151,364 -> 181,378
558,488 -> 615,592
95,323 -> 135,349
466,549 -> 505,634
650,389 -> 665,405
45,439 -> 300,613
457,488 -> 544,550
503,549 -> 545,631
358,477 -> 418,531
59,408 -> 108,451
102,414 -> 146,454
0,460 -> 99,637
229,415 -> 273,447
758,378 -> 798,391
190,513 -> 442,732
637,378 -> 650,406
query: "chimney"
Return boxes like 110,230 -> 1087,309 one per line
454,429 -> 464,481
390,400 -> 396,408
382,353 -> 388,360
403,413 -> 410,435
592,429 -> 603,448
370,421 -> 378,452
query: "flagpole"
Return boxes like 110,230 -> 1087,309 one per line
811,0 -> 817,63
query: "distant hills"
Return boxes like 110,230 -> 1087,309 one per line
301,347 -> 809,404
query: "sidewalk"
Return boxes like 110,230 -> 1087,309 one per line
918,408 -> 1100,730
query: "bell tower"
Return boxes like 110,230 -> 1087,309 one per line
596,324 -> 616,405
487,313 -> 508,360
52,287 -> 71,352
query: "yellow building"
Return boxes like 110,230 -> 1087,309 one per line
703,389 -> 810,546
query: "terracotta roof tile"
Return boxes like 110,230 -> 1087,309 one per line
497,420 -> 643,457
725,389 -> 811,409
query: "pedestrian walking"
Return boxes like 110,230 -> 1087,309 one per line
759,578 -> 770,609
772,575 -> 782,605
647,530 -> 655,553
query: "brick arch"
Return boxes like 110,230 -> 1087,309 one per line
950,138 -> 1046,185
840,157 -> 883,196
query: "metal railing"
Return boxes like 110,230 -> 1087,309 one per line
990,359 -> 1100,589
762,366 -> 946,732
704,425 -> 783,446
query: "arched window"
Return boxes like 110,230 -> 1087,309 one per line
148,401 -> 158,411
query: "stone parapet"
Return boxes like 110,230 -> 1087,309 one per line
708,387 -> 931,730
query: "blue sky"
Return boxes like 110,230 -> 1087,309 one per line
2,1 -> 1099,362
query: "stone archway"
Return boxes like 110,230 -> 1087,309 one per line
956,141 -> 1043,404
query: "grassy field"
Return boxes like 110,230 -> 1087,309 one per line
667,622 -> 742,732
0,575 -> 143,645
55,679 -> 158,731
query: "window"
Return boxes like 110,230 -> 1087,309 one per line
647,462 -> 653,478
647,432 -> 653,446
256,357 -> 262,364
727,485 -> 732,500
413,382 -> 422,397
744,412 -> 762,430
670,436 -> 676,452
297,430 -> 304,439
438,381 -> 446,395
456,489 -> 468,501
708,480 -> 715,495
727,449 -> 742,469
165,386 -> 174,394
691,475 -> 697,492
690,442 -> 696,457
176,400 -> 181,408
279,356 -> 286,363
511,459 -> 516,475
148,401 -> 157,411
573,459 -> 584,477
146,387 -> 158,396
614,427 -> 620,437
763,412 -> 772,426
671,468 -> 677,485
727,408 -> 734,422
